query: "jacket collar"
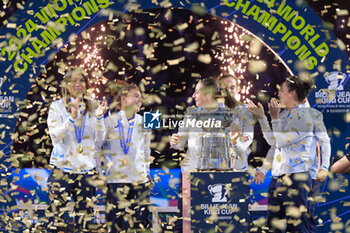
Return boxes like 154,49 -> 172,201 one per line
117,110 -> 137,125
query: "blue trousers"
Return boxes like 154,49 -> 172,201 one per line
267,172 -> 312,233
46,167 -> 98,233
106,182 -> 150,233
307,179 -> 321,233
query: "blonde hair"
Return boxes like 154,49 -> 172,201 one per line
116,83 -> 140,103
107,80 -> 140,111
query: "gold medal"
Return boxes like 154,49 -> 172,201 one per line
277,153 -> 281,162
77,144 -> 83,153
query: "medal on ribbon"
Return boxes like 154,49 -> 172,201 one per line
117,114 -> 135,155
74,115 -> 86,154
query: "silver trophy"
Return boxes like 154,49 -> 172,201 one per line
189,107 -> 235,170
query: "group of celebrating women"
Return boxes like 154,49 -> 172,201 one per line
46,67 -> 150,233
170,74 -> 331,233
45,66 -> 332,233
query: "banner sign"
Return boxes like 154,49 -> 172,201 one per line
190,172 -> 250,232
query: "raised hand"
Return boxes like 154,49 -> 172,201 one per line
268,98 -> 279,120
230,123 -> 241,145
70,97 -> 82,119
96,97 -> 108,118
246,99 -> 265,119
251,170 -> 265,185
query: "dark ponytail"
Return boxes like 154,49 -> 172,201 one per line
285,76 -> 314,102
221,87 -> 237,109
217,74 -> 239,109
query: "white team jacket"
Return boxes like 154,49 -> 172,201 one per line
47,99 -> 106,173
258,104 -> 330,178
103,111 -> 151,184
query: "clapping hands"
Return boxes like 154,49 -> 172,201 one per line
247,98 -> 280,120
96,97 -> 108,118
246,99 -> 265,119
70,97 -> 82,119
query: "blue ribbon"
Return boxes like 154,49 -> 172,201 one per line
117,114 -> 135,155
74,115 -> 86,143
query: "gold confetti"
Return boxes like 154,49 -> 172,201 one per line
6,23 -> 17,28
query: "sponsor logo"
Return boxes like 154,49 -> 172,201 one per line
208,183 -> 228,202
143,111 -> 161,129
143,110 -> 223,130
200,183 -> 237,217
324,71 -> 346,91
314,71 -> 350,113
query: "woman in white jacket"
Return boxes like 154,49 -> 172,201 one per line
246,77 -> 330,233
170,77 -> 241,232
170,77 -> 244,171
219,75 -> 254,170
103,83 -> 151,232
46,67 -> 107,232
